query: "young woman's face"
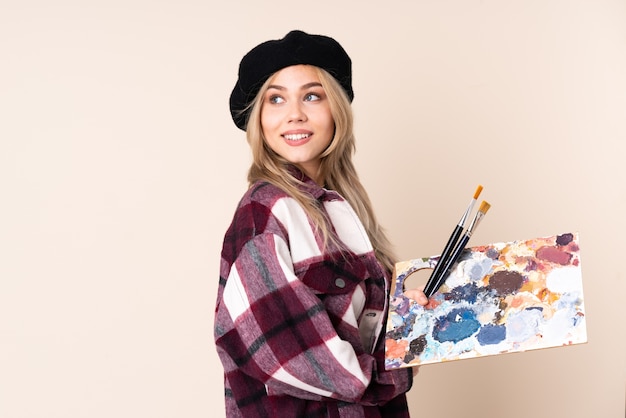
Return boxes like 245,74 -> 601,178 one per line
260,65 -> 334,183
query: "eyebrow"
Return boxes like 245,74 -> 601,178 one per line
266,82 -> 323,91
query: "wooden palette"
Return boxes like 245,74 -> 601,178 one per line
385,233 -> 587,369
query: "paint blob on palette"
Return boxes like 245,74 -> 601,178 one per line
385,232 -> 587,369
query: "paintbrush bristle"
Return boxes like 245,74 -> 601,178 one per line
473,185 -> 484,199
479,201 -> 491,214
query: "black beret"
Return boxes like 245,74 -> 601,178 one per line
229,30 -> 353,131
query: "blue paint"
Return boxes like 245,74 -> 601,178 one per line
467,257 -> 495,281
433,308 -> 481,343
506,309 -> 543,343
394,297 -> 411,316
486,248 -> 500,259
387,312 -> 417,340
446,283 -> 480,304
476,324 -> 506,345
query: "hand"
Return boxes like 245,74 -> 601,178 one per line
403,288 -> 429,306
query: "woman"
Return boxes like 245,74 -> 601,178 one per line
215,30 -> 428,417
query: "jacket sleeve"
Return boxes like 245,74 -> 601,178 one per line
214,231 -> 412,406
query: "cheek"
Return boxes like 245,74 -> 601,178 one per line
260,111 -> 281,134
321,113 -> 336,139
309,106 -> 333,128
259,110 -> 269,131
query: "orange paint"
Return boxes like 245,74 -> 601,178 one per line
386,339 -> 409,359
519,281 -> 535,293
538,287 -> 560,304
510,295 -> 524,308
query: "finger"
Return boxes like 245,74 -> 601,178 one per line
403,289 -> 428,306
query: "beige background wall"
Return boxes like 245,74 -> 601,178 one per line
1,1 -> 624,417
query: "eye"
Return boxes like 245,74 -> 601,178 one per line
268,95 -> 285,104
304,92 -> 321,102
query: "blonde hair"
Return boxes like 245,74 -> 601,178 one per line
244,66 -> 397,272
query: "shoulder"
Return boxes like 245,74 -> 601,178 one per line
226,180 -> 306,240
221,181 -> 309,263
232,181 -> 297,226
239,180 -> 290,209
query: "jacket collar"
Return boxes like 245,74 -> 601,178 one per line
287,165 -> 338,202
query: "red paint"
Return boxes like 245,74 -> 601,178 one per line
425,298 -> 442,310
536,246 -> 572,265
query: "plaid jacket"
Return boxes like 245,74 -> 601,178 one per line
214,169 -> 413,417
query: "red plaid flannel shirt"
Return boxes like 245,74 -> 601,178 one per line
214,169 -> 413,417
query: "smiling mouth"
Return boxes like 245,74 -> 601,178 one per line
283,133 -> 311,141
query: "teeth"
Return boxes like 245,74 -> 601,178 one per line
284,133 -> 310,141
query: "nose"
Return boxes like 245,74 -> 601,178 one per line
287,101 -> 307,123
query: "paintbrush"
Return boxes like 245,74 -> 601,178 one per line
424,200 -> 491,298
423,185 -> 483,297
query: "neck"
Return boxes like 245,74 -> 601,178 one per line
296,164 -> 324,186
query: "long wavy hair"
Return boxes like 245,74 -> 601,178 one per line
244,65 -> 396,273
